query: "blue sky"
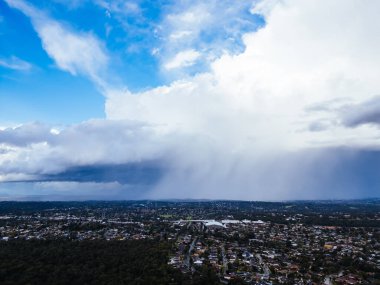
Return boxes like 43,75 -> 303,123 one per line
0,0 -> 263,124
0,0 -> 380,200
1,1 -> 104,123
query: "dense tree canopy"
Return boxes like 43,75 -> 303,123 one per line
0,239 -> 188,285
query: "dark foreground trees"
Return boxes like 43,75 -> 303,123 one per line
0,239 -> 187,285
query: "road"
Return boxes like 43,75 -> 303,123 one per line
221,244 -> 227,275
185,236 -> 197,268
256,253 -> 270,277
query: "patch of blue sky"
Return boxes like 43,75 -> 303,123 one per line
94,0 -> 168,90
156,1 -> 266,79
0,2 -> 49,67
25,0 -> 165,90
0,69 -> 104,124
0,0 -> 266,124
186,12 -> 265,76
197,12 -> 265,56
1,1 -> 105,124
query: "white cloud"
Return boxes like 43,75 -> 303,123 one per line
0,56 -> 32,71
5,0 -> 109,88
0,173 -> 38,183
104,0 -> 380,198
169,30 -> 193,41
2,0 -> 380,200
109,0 -> 380,148
95,0 -> 142,16
157,0 -> 258,76
0,119 -> 169,178
164,49 -> 201,70
165,3 -> 212,42
0,122 -> 53,147
251,0 -> 282,17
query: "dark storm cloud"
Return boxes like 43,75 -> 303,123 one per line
151,147 -> 380,200
308,121 -> 329,132
342,96 -> 380,127
41,162 -> 164,185
2,162 -> 165,185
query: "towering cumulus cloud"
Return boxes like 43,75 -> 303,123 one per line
1,0 -> 380,200
104,0 -> 380,199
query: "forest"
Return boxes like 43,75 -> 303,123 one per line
0,239 -> 195,285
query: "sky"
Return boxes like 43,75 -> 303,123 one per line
0,0 -> 380,200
